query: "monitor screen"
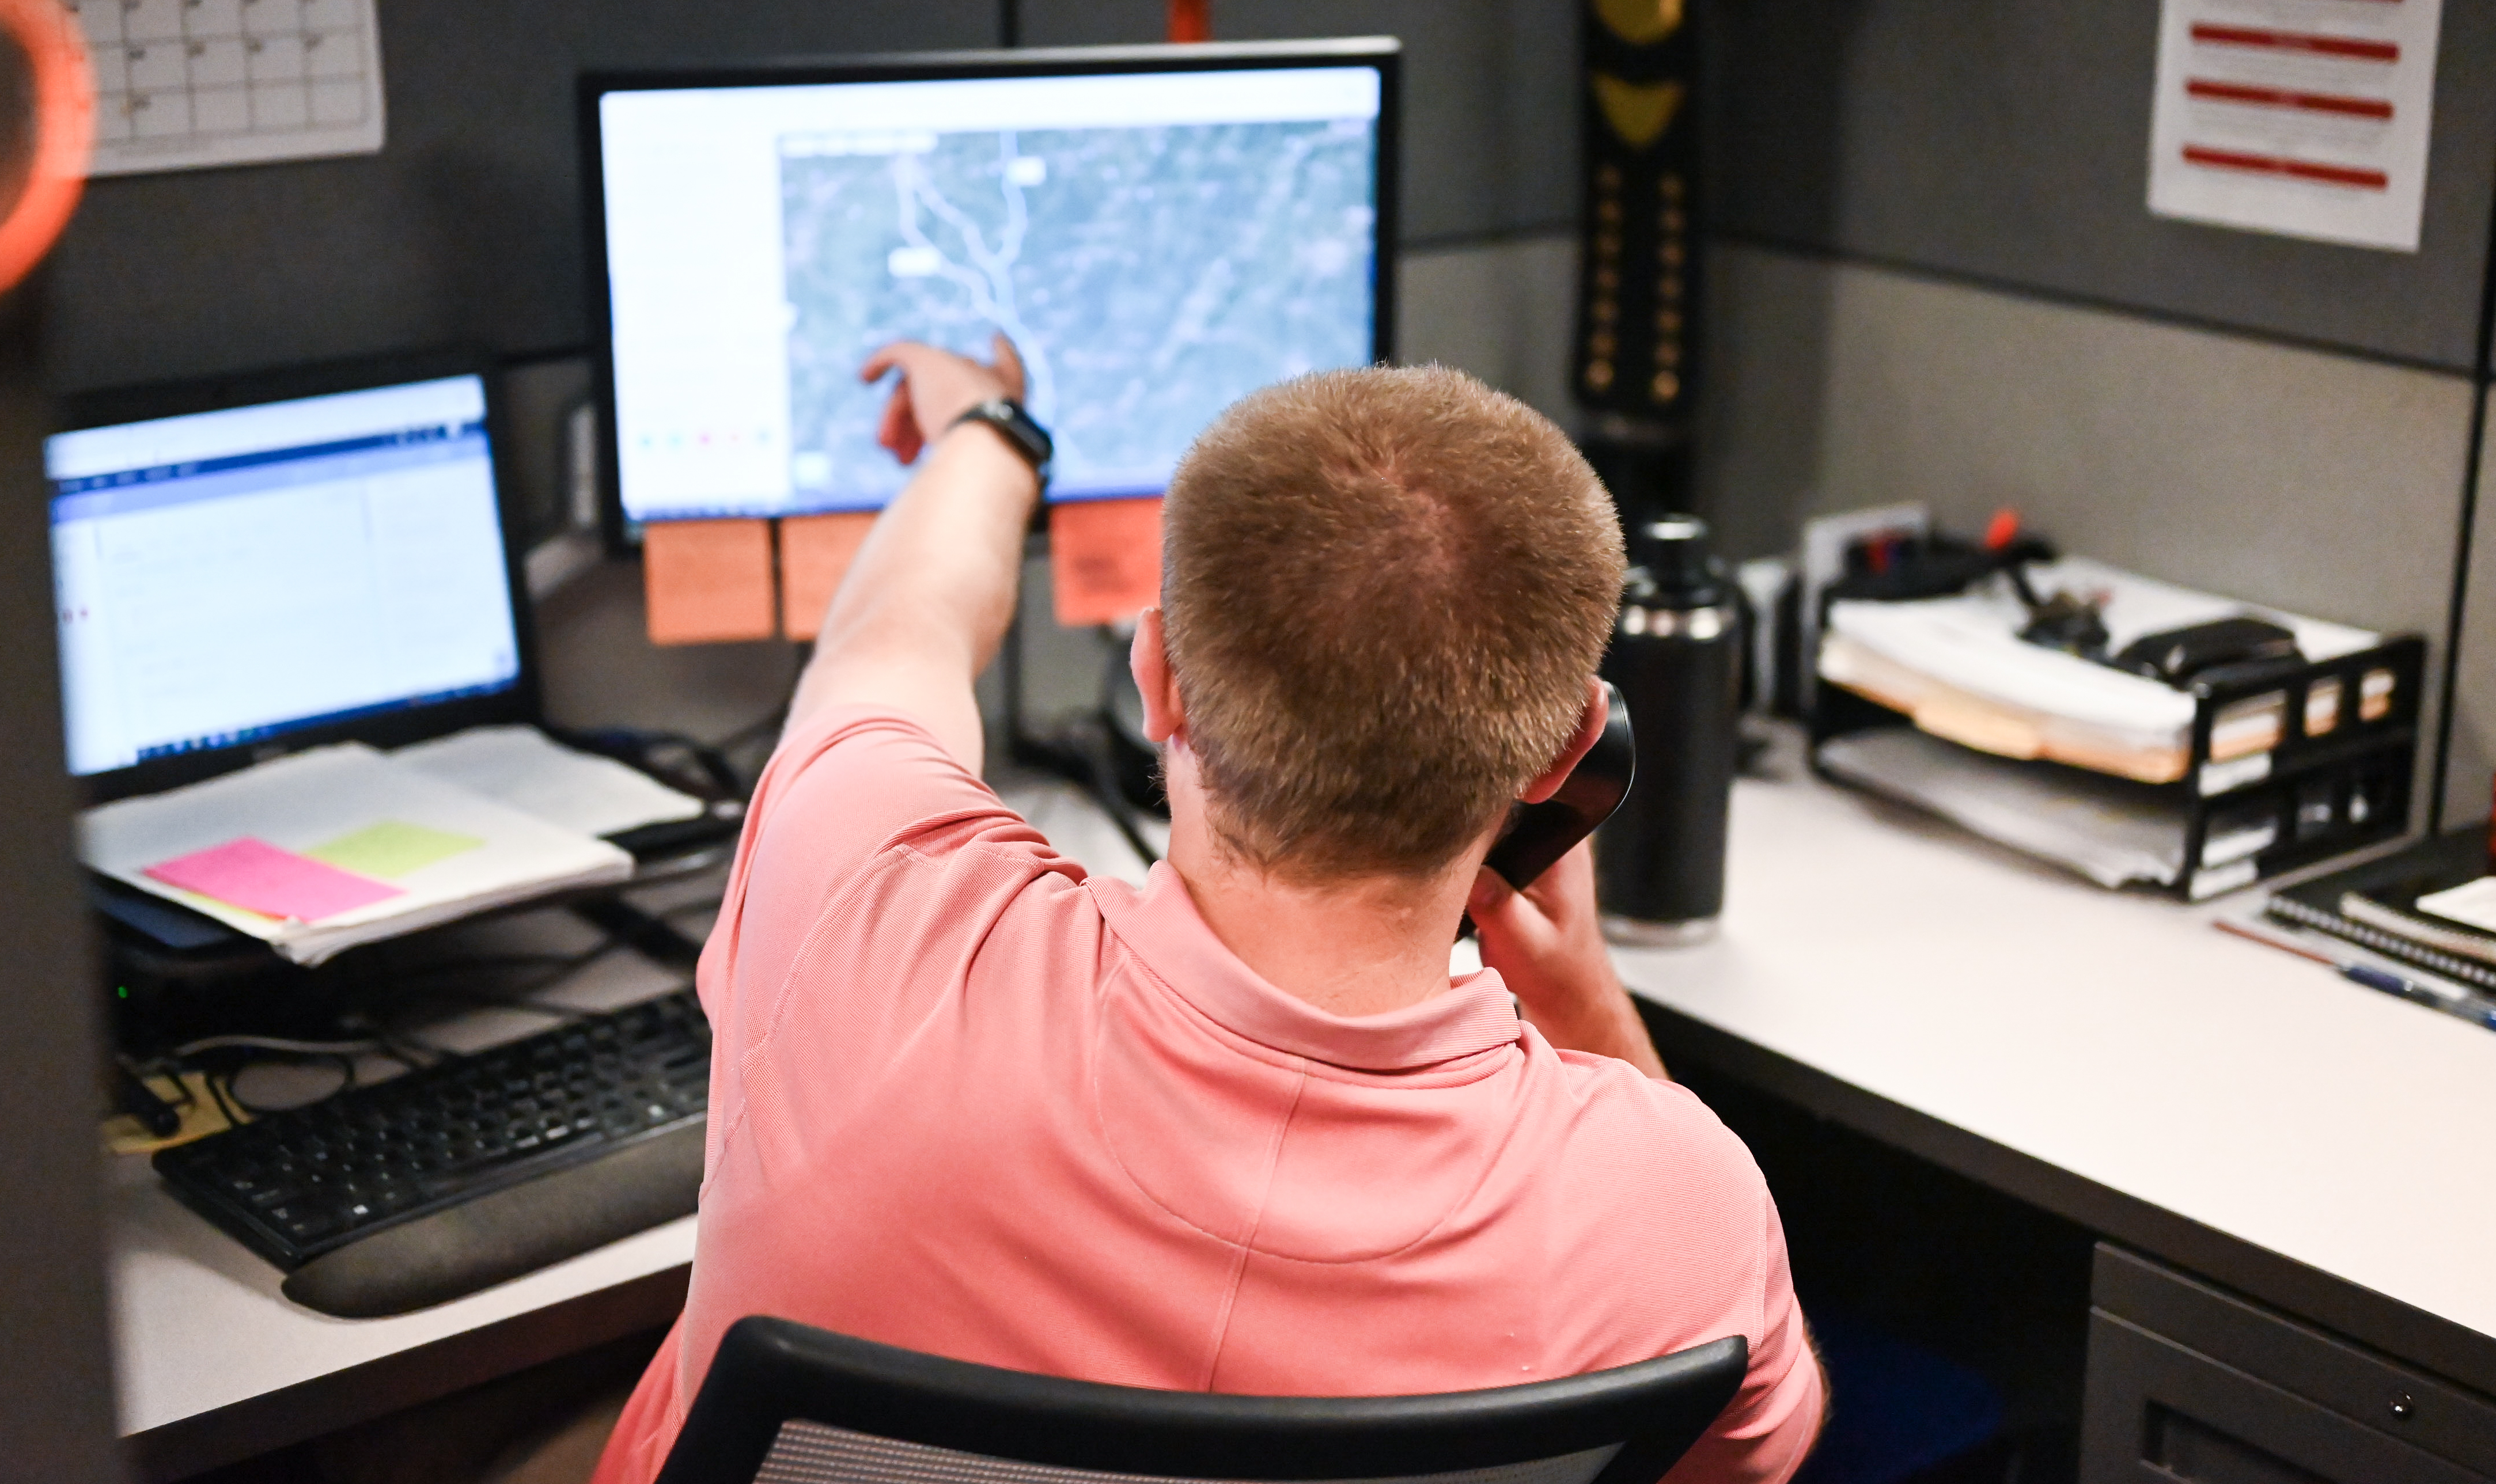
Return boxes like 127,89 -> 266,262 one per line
47,375 -> 523,778
593,50 -> 1389,525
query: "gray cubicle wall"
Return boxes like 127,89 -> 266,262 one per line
2445,389 -> 2496,822
41,0 -> 1586,396
39,1 -> 1004,393
1686,1 -> 2496,830
1705,0 -> 2496,371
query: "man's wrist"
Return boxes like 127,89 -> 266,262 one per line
939,418 -> 1046,502
948,397 -> 1053,487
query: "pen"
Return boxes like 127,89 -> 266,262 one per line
2215,914 -> 2496,1033
2338,962 -> 2496,1030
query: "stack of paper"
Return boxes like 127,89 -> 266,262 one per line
81,743 -> 636,966
1818,728 -> 2279,891
393,726 -> 707,839
1822,559 -> 2378,783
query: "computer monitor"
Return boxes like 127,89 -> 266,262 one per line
49,354 -> 537,803
582,39 -> 1398,538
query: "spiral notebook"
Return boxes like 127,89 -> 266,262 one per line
2262,829 -> 2496,993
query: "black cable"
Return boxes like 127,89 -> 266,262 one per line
1077,719 -> 1163,868
204,1072 -> 248,1131
226,1054 -> 355,1118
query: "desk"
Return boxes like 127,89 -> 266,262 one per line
109,761 -> 2496,1481
1612,753 -> 2496,1399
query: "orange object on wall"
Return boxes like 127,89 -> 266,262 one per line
643,518 -> 777,645
0,0 -> 92,294
1050,498 -> 1162,627
779,510 -> 878,641
1167,0 -> 1210,43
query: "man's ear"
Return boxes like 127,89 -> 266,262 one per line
1130,608 -> 1188,745
1520,678 -> 1607,804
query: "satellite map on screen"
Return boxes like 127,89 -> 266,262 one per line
779,118 -> 1377,507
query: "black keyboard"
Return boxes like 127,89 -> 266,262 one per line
154,990 -> 711,1308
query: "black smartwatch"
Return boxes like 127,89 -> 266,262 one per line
950,397 -> 1054,488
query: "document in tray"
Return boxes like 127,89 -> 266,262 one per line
1823,559 -> 2380,781
81,743 -> 633,966
392,725 -> 707,840
1816,728 -> 2278,891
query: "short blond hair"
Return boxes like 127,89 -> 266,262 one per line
1161,365 -> 1624,879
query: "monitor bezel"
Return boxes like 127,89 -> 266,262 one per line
579,37 -> 1403,552
55,348 -> 545,806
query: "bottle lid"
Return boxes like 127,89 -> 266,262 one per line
1625,514 -> 1726,607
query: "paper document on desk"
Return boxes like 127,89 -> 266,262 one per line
1824,559 -> 2378,781
1817,728 -> 2277,890
393,725 -> 706,839
81,744 -> 633,966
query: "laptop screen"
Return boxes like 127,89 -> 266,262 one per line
47,374 -> 522,778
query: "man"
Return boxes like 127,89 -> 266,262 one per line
592,339 -> 1823,1484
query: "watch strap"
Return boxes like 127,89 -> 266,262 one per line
950,397 -> 1054,483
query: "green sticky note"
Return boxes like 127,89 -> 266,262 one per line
305,821 -> 484,879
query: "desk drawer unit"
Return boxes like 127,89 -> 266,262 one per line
2082,1246 -> 2496,1484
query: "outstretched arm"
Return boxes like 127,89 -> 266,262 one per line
786,335 -> 1041,771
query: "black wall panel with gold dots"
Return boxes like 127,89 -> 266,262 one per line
1574,0 -> 1700,424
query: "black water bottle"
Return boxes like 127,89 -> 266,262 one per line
1597,516 -> 1741,945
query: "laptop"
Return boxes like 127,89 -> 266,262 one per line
50,351 -> 541,809
52,351 -> 560,958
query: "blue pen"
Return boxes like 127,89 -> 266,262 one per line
2217,915 -> 2496,1033
2340,962 -> 2496,1030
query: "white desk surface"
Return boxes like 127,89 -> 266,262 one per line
110,767 -> 2496,1452
1614,754 -> 2496,1360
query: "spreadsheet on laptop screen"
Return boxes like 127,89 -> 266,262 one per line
47,375 -> 521,777
597,62 -> 1384,523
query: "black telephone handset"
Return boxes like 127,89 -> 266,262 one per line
1482,681 -> 1637,892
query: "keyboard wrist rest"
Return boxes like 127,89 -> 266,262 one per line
281,1119 -> 705,1319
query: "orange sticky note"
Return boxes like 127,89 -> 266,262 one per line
1050,498 -> 1162,627
779,511 -> 878,642
643,518 -> 777,646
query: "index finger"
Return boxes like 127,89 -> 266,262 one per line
858,340 -> 931,384
989,333 -> 1028,397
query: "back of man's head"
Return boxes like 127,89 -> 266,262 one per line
1161,364 -> 1625,881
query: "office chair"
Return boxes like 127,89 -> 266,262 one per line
653,1316 -> 1747,1484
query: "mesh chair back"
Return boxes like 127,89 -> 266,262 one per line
655,1318 -> 1747,1484
748,1421 -> 1621,1484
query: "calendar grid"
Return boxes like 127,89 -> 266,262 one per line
69,0 -> 385,176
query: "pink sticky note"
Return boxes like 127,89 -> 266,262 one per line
143,837 -> 404,923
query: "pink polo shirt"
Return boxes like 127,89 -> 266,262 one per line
592,707 -> 1821,1484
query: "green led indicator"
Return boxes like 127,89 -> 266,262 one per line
115,985 -> 128,999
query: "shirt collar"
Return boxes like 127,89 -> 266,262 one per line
1090,861 -> 1522,1073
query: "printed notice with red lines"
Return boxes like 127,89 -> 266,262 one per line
2147,0 -> 2443,251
